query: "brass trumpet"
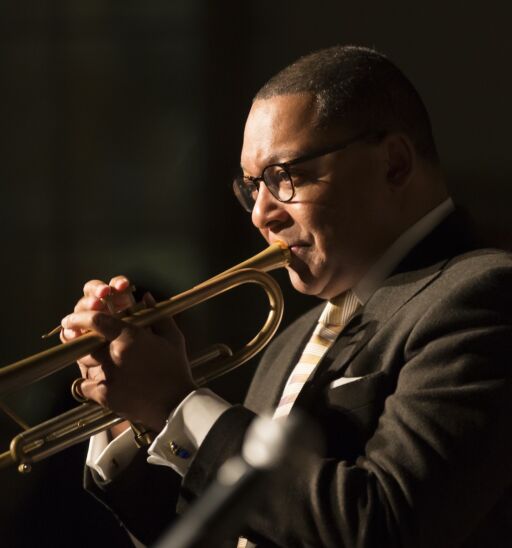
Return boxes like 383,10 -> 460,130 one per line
0,241 -> 290,473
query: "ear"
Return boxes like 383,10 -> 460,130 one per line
383,133 -> 415,188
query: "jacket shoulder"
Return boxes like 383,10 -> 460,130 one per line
443,247 -> 512,273
434,247 -> 512,291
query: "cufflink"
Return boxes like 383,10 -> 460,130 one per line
169,440 -> 191,459
131,424 -> 155,448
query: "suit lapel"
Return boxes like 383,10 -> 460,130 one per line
325,258 -> 448,377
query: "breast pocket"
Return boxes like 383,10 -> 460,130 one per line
325,371 -> 392,436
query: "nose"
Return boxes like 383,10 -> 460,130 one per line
251,182 -> 289,231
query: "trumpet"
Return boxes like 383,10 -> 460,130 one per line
0,241 -> 290,473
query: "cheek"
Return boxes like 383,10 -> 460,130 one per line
320,166 -> 389,242
308,202 -> 350,251
307,193 -> 379,271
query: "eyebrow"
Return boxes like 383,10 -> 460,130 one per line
240,148 -> 315,173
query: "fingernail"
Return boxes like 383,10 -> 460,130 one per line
63,328 -> 75,340
97,286 -> 111,299
61,315 -> 70,328
115,279 -> 129,291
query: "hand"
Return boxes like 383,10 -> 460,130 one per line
60,276 -> 197,433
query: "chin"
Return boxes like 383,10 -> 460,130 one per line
287,268 -> 325,297
287,265 -> 350,300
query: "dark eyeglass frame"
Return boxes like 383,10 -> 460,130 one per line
233,131 -> 385,212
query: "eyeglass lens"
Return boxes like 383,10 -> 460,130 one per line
233,165 -> 294,212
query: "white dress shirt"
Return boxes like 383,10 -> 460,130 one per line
87,198 -> 455,480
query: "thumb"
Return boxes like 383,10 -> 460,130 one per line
93,312 -> 137,342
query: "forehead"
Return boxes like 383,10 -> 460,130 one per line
241,94 -> 327,172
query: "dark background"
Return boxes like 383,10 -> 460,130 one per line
0,1 -> 511,546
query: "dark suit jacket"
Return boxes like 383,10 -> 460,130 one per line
86,213 -> 512,547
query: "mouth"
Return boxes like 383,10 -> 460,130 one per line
287,242 -> 310,256
268,238 -> 310,257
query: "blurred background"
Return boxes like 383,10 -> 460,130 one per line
0,1 -> 510,546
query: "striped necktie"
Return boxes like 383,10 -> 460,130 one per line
272,290 -> 360,420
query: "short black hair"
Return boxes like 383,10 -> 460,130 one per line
255,45 -> 439,164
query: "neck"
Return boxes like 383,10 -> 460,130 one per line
397,169 -> 449,235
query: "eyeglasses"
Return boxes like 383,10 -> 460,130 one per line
232,132 -> 384,212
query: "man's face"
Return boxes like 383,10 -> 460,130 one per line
241,93 -> 400,300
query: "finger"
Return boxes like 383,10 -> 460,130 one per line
83,280 -> 112,299
111,421 -> 131,438
109,275 -> 131,293
62,310 -> 103,334
62,311 -> 132,341
76,356 -> 99,369
77,363 -> 106,382
80,379 -> 109,407
78,363 -> 87,378
102,278 -> 135,314
77,348 -> 113,369
74,295 -> 106,313
74,292 -> 134,316
60,327 -> 85,342
101,292 -> 135,314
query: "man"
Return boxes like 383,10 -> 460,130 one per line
62,45 -> 512,547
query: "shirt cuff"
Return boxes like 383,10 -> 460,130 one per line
86,427 -> 140,482
147,388 -> 230,476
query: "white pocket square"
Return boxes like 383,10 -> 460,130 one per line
329,376 -> 363,389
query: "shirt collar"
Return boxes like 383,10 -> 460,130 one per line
319,289 -> 360,325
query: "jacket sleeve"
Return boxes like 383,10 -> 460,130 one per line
180,261 -> 512,548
